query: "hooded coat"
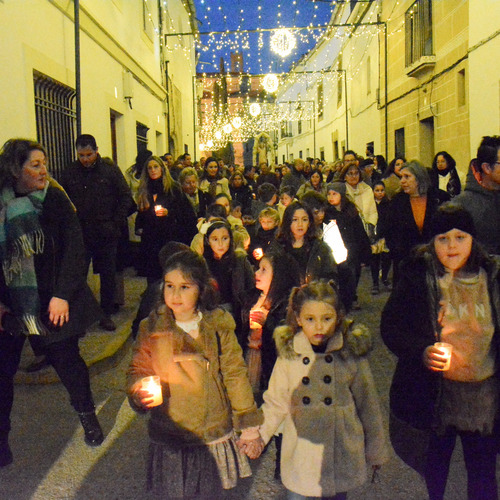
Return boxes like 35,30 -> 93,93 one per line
452,168 -> 500,255
259,321 -> 388,497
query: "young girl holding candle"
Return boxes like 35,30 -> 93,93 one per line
381,203 -> 500,500
127,249 -> 262,499
243,281 -> 388,499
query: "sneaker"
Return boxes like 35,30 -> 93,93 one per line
0,440 -> 13,467
99,317 -> 116,331
371,286 -> 380,295
78,412 -> 104,446
25,355 -> 49,373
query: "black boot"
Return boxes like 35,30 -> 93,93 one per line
78,412 -> 104,446
0,439 -> 13,467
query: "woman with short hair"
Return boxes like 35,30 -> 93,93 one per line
385,160 -> 438,284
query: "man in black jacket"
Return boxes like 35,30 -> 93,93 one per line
61,134 -> 132,330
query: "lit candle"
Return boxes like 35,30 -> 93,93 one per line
253,247 -> 264,261
154,205 -> 163,215
141,375 -> 163,407
434,342 -> 453,371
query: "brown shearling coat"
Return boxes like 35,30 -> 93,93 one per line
127,306 -> 261,446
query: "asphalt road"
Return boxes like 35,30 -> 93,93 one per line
0,267 -> 489,499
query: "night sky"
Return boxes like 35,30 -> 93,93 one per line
192,0 -> 337,74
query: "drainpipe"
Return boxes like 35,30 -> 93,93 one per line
165,62 -> 171,152
384,22 -> 388,161
74,0 -> 81,137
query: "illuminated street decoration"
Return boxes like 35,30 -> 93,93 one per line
249,103 -> 261,117
270,29 -> 297,58
263,74 -> 279,93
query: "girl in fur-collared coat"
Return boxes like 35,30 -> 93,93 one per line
241,282 -> 388,500
127,250 -> 262,499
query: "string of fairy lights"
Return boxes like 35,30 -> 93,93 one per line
143,0 -> 428,150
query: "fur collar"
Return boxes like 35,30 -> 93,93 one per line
274,319 -> 372,360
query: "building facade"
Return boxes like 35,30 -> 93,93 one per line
0,0 -> 197,176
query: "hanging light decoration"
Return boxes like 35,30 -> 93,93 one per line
215,130 -> 222,140
223,123 -> 233,134
270,28 -> 297,58
206,139 -> 214,148
232,116 -> 242,129
199,144 -> 205,151
263,74 -> 279,93
249,102 -> 261,117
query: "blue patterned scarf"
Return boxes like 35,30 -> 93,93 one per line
0,182 -> 48,335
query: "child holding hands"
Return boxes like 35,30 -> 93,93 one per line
242,281 -> 388,499
128,249 -> 262,499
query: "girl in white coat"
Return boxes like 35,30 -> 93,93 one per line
241,282 -> 388,499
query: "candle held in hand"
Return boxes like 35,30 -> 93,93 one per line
141,375 -> 163,406
434,342 -> 453,371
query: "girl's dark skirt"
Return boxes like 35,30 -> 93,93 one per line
147,434 -> 251,499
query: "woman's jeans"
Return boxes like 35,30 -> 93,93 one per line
0,333 -> 94,440
286,490 -> 347,500
425,429 -> 498,500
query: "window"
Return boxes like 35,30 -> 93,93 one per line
299,150 -> 303,159
366,56 -> 371,96
33,70 -> 76,180
395,128 -> 406,159
333,140 -> 339,161
136,122 -> 149,152
405,0 -> 433,67
317,81 -> 324,120
320,148 -> 325,161
142,0 -> 155,41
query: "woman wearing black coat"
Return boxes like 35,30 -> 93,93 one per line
385,161 -> 438,284
135,156 -> 197,282
0,139 -> 104,467
229,171 -> 253,215
429,151 -> 461,204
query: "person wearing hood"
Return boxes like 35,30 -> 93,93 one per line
452,136 -> 500,255
381,203 -> 500,500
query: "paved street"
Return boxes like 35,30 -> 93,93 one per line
0,267 -> 494,499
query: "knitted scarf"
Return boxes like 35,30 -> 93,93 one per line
0,182 -> 48,335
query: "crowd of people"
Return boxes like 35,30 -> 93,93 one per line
0,133 -> 499,500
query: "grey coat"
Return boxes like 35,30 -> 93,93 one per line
259,321 -> 388,497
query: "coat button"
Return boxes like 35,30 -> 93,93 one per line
325,355 -> 333,363
302,376 -> 310,385
303,357 -> 310,365
324,397 -> 332,405
323,375 -> 332,384
302,396 -> 311,405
